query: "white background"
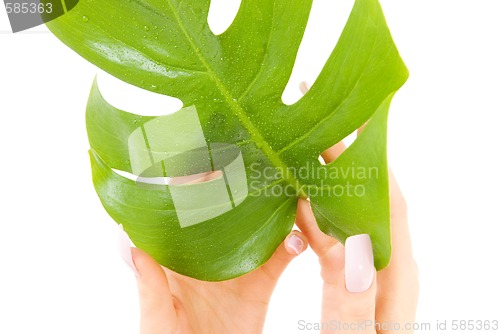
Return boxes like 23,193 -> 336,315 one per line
1,0 -> 500,333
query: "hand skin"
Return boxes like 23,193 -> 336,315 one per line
128,101 -> 418,333
293,138 -> 419,334
131,231 -> 308,334
296,83 -> 419,333
130,150 -> 418,334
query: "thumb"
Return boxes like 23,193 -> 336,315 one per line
256,230 -> 308,281
320,234 -> 377,334
132,248 -> 178,334
118,225 -> 177,334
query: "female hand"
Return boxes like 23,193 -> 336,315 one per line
123,83 -> 417,334
295,139 -> 419,334
120,226 -> 308,334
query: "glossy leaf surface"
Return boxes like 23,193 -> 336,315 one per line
47,0 -> 408,280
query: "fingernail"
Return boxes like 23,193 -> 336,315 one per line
286,235 -> 304,255
118,224 -> 140,278
299,81 -> 310,94
345,234 -> 374,293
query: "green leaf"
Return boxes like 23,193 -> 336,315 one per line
47,0 -> 408,280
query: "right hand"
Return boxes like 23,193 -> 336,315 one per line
296,140 -> 419,334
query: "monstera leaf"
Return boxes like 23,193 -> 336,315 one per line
47,0 -> 408,281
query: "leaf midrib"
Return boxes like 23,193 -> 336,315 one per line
165,0 -> 307,198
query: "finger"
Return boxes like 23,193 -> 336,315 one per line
299,81 -> 310,95
118,225 -> 177,332
320,235 -> 377,334
387,170 -> 413,265
257,230 -> 308,281
375,171 -> 419,333
169,171 -> 221,185
132,248 -> 178,334
378,170 -> 415,276
295,199 -> 338,257
321,141 -> 347,164
357,123 -> 367,136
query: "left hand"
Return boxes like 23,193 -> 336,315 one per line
125,228 -> 308,334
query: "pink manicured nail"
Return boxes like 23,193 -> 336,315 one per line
118,224 -> 140,278
286,235 -> 304,255
345,234 -> 374,293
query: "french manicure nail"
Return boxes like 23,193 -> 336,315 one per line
118,224 -> 140,278
345,234 -> 374,293
286,235 -> 304,255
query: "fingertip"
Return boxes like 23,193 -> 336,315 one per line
320,238 -> 377,323
321,141 -> 347,164
345,234 -> 375,294
299,81 -> 310,94
256,231 -> 308,281
118,224 -> 140,278
284,231 -> 308,255
130,247 -> 149,275
130,247 -> 168,283
357,123 -> 367,135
